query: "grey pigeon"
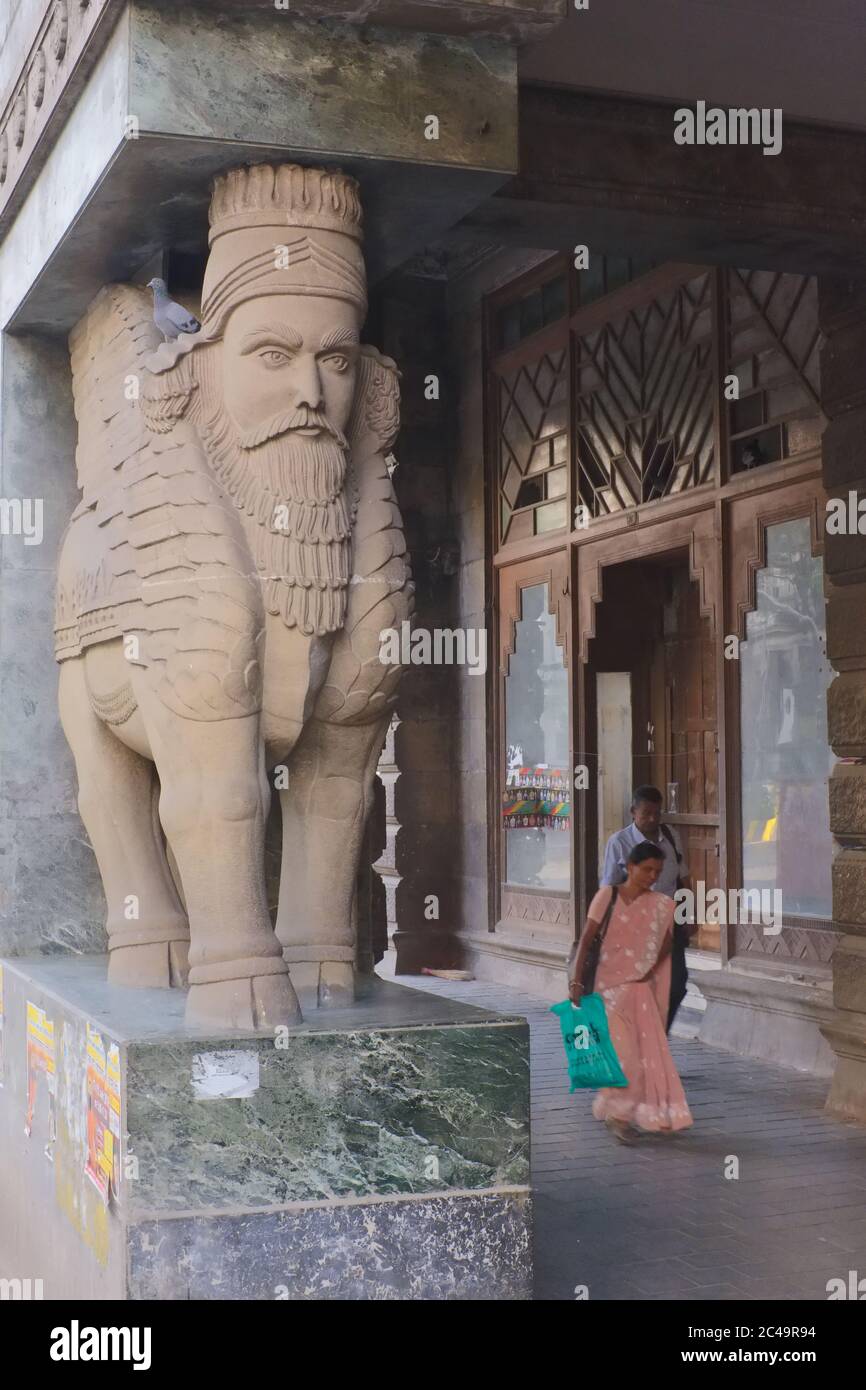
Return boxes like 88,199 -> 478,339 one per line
146,277 -> 201,341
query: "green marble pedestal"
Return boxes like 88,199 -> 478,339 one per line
0,956 -> 530,1300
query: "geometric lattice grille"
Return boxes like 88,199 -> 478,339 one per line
498,348 -> 569,544
726,270 -> 824,474
735,921 -> 836,965
575,273 -> 715,516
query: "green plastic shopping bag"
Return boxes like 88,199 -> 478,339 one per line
550,993 -> 628,1091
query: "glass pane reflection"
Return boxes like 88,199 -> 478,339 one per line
503,583 -> 571,891
740,518 -> 834,917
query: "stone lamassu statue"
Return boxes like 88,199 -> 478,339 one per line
54,164 -> 412,1028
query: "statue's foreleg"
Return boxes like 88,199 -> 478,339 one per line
138,688 -> 301,1030
276,714 -> 389,1007
58,657 -> 190,987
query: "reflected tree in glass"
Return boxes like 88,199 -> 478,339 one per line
740,518 -> 834,917
504,583 -> 570,891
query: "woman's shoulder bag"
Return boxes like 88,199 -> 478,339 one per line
568,886 -> 618,997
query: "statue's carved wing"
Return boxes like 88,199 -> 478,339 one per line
118,423 -> 265,721
69,284 -> 161,503
314,347 -> 414,726
56,285 -> 162,659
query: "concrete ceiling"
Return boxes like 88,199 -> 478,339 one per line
522,0 -> 866,133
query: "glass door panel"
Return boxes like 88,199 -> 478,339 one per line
503,582 -> 571,891
740,517 -> 834,917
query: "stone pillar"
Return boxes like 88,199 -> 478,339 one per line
819,278 -> 866,1121
372,249 -> 549,977
0,334 -> 104,958
443,247 -> 555,984
374,271 -> 460,972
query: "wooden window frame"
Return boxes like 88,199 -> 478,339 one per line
484,259 -> 830,964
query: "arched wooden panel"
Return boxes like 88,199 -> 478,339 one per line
728,484 -> 825,641
499,552 -> 570,676
577,508 -> 719,665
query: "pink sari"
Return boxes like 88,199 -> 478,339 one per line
588,886 -> 692,1133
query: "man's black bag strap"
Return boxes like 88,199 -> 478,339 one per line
660,822 -> 685,895
659,822 -> 682,864
661,823 -> 691,946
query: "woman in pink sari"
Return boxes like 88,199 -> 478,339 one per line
569,841 -> 692,1143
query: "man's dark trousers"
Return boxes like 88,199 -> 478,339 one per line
667,923 -> 689,1032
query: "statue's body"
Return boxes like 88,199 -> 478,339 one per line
54,164 -> 412,1028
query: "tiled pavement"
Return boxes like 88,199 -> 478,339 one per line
389,970 -> 866,1302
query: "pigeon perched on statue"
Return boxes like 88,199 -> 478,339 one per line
146,277 -> 201,341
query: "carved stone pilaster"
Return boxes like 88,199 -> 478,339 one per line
372,714 -> 402,955
818,278 -> 866,1121
375,272 -> 460,973
0,0 -> 114,233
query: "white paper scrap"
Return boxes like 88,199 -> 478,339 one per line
191,1050 -> 260,1099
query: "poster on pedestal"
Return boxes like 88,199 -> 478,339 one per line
25,1000 -> 56,1157
84,1022 -> 121,1205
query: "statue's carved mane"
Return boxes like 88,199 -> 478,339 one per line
140,349 -> 197,435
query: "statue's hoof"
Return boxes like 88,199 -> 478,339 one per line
286,961 -> 355,1009
283,960 -> 356,1008
108,938 -> 190,990
317,961 -> 355,1008
185,970 -> 302,1031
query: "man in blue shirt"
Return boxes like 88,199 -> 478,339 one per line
601,784 -> 692,1030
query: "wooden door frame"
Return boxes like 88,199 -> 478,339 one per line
721,466 -> 828,964
491,551 -> 573,936
572,505 -> 721,934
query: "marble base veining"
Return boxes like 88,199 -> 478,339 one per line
0,955 -> 531,1300
127,1192 -> 531,1301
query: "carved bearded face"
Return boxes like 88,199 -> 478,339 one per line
191,291 -> 361,637
222,295 -> 361,446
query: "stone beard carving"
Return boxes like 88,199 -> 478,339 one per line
160,330 -> 354,639
55,163 -> 413,1029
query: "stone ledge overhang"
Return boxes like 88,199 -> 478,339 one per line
236,0 -> 567,41
0,0 -> 550,264
0,2 -> 520,335
0,0 -> 121,239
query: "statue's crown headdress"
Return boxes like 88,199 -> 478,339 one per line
208,164 -> 363,244
193,162 -> 368,339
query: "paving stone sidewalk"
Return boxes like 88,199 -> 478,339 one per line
391,971 -> 866,1302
